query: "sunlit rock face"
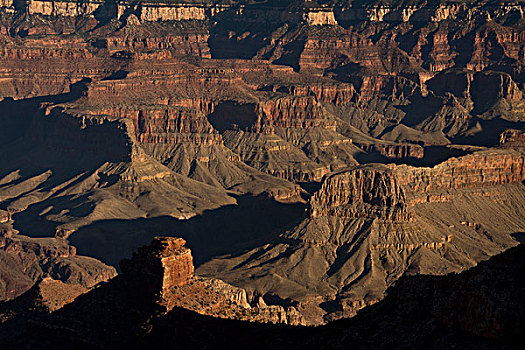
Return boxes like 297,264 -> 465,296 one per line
0,0 -> 524,328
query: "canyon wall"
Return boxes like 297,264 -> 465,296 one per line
137,3 -> 206,21
21,1 -> 525,24
335,3 -> 525,23
500,129 -> 525,147
312,149 -> 525,218
395,150 -> 525,199
310,165 -> 408,220
306,9 -> 337,26
1,0 -> 524,328
0,0 -> 14,12
28,0 -> 102,16
200,149 -> 525,323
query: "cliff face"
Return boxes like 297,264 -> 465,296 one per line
21,1 -> 525,25
395,150 -> 525,197
335,2 -> 525,23
310,165 -> 408,220
0,0 -> 524,330
138,4 -> 206,21
98,237 -> 304,325
120,237 -> 194,300
28,0 -> 102,17
306,9 -> 338,26
199,149 -> 525,323
0,0 -> 14,12
500,129 -> 525,148
312,150 -> 525,215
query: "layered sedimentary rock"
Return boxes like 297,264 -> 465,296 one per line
137,3 -> 206,22
28,0 -> 102,17
120,237 -> 194,300
0,0 -> 524,330
0,0 -> 14,12
356,142 -> 424,159
2,231 -> 524,349
310,164 -> 408,220
199,149 -> 525,323
306,9 -> 338,26
395,149 -> 525,198
500,129 -> 525,147
22,0 -> 525,26
104,237 -> 304,325
0,233 -> 116,301
335,2 -> 525,23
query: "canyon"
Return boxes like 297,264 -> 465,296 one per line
0,0 -> 524,341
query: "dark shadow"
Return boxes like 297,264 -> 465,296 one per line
262,293 -> 298,308
206,101 -> 259,133
68,195 -> 307,268
11,194 -> 97,237
208,8 -> 285,60
511,232 -> 525,244
0,79 -> 90,145
452,117 -> 525,147
298,181 -> 322,196
397,95 -> 444,128
92,0 -> 118,29
271,29 -> 306,72
354,145 -> 471,167
102,70 -> 129,80
0,81 -> 134,238
319,299 -> 343,314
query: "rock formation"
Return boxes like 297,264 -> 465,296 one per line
1,240 -> 524,349
120,237 -> 194,297
0,232 -> 116,301
500,129 -> 525,148
199,149 -> 525,323
0,0 -> 524,330
119,237 -> 304,324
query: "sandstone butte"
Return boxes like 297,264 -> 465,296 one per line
0,0 -> 524,336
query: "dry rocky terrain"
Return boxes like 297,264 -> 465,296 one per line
0,0 -> 524,336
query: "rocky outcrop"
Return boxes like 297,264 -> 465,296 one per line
28,0 -> 102,17
0,0 -> 14,12
1,0 -> 524,332
427,70 -> 523,113
137,3 -> 206,22
356,142 -> 425,159
283,83 -> 355,106
312,150 -> 525,216
395,150 -> 525,200
120,237 -> 194,300
500,129 -> 525,148
2,241 -> 524,349
335,2 -> 525,23
260,96 -> 336,130
119,237 -> 303,325
310,165 -> 408,220
0,234 -> 116,301
199,149 -> 525,323
306,9 -> 337,26
20,1 -> 525,26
